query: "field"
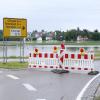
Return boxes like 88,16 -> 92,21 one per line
0,40 -> 100,45
25,40 -> 100,45
0,62 -> 28,69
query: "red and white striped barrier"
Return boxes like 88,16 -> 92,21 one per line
63,53 -> 94,73
29,52 -> 59,69
28,49 -> 95,73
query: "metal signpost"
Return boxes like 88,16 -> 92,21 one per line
3,38 -> 7,63
3,18 -> 27,63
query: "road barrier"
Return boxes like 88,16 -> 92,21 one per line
28,44 -> 95,73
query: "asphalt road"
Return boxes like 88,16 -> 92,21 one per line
0,69 -> 94,100
0,60 -> 99,100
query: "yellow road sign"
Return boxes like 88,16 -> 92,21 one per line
3,18 -> 27,38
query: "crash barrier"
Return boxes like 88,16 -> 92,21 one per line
28,50 -> 95,73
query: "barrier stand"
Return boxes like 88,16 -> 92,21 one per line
51,43 -> 69,74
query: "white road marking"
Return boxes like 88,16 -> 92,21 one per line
76,73 -> 100,100
36,99 -> 46,100
7,74 -> 19,80
22,83 -> 37,91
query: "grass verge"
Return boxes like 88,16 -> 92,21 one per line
0,56 -> 28,59
0,41 -> 100,45
95,58 -> 100,60
26,41 -> 100,45
0,62 -> 28,69
95,96 -> 100,100
95,54 -> 100,57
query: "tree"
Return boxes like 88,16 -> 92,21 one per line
42,33 -> 46,41
91,32 -> 100,41
94,29 -> 98,33
0,30 -> 3,41
55,30 -> 64,41
64,29 -> 78,41
31,30 -> 37,41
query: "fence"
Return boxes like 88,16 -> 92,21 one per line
28,50 -> 95,73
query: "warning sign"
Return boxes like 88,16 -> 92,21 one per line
3,18 -> 27,38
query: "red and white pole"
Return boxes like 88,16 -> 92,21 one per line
59,43 -> 65,69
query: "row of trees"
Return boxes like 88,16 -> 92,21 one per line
0,28 -> 100,41
55,28 -> 100,41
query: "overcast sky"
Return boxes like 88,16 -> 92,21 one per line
0,0 -> 100,32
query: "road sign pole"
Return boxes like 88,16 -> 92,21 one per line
22,38 -> 24,62
20,38 -> 22,63
3,38 -> 7,63
20,38 -> 25,63
3,37 -> 5,63
5,38 -> 7,63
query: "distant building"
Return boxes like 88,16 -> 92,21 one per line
46,32 -> 55,40
77,35 -> 88,43
26,30 -> 55,41
36,37 -> 42,43
35,32 -> 42,38
37,37 -> 42,41
46,36 -> 52,40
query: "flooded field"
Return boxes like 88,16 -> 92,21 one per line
0,45 -> 100,57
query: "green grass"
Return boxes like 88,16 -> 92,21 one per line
0,41 -> 100,46
25,41 -> 100,45
94,53 -> 100,60
95,58 -> 100,60
76,41 -> 100,45
95,96 -> 100,100
95,54 -> 100,57
0,56 -> 28,59
0,62 -> 28,69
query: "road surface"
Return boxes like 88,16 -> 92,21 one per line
0,69 -> 93,100
0,60 -> 100,100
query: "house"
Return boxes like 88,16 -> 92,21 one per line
37,37 -> 42,41
77,35 -> 88,43
46,32 -> 55,40
46,36 -> 52,40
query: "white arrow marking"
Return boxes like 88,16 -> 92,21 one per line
7,74 -> 19,80
22,83 -> 37,91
